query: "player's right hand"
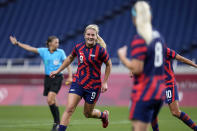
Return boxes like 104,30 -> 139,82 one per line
9,36 -> 18,45
50,71 -> 58,78
101,82 -> 108,93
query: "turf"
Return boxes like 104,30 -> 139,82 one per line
0,106 -> 196,131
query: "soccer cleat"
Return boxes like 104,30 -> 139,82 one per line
101,110 -> 109,128
51,123 -> 59,131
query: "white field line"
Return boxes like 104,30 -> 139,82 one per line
0,120 -> 130,128
1,119 -> 196,128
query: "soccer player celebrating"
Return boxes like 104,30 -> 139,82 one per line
151,48 -> 197,131
9,36 -> 72,131
118,1 -> 166,131
50,24 -> 112,131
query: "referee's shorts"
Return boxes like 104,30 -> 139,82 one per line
43,74 -> 63,96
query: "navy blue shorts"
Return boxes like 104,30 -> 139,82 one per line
69,82 -> 101,104
129,100 -> 163,123
165,85 -> 179,104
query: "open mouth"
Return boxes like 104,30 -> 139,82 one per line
88,39 -> 94,41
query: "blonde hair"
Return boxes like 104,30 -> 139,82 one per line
85,24 -> 106,49
135,1 -> 152,45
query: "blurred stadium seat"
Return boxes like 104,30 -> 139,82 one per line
0,0 -> 196,70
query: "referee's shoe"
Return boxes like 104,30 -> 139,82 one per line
51,123 -> 59,131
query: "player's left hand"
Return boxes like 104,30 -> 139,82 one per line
101,82 -> 108,93
129,71 -> 133,78
65,77 -> 72,85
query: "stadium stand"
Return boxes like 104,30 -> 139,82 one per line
0,0 -> 196,67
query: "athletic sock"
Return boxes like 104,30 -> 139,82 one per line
179,112 -> 197,130
151,117 -> 159,131
49,104 -> 60,124
100,112 -> 104,119
55,105 -> 60,124
58,125 -> 67,131
194,126 -> 197,131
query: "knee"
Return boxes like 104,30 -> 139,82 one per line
47,97 -> 55,105
66,106 -> 75,115
47,99 -> 54,105
171,110 -> 181,117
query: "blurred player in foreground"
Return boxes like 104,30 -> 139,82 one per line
50,24 -> 112,131
9,36 -> 72,131
118,1 -> 166,131
151,48 -> 197,131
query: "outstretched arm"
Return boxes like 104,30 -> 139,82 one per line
50,54 -> 75,77
9,36 -> 38,53
175,54 -> 197,68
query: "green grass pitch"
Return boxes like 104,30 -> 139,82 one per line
0,106 -> 196,131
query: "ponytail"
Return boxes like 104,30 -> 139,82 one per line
135,1 -> 152,45
97,34 -> 106,49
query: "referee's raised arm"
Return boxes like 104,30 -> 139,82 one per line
9,36 -> 38,53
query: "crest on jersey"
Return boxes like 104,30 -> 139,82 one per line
90,54 -> 95,57
79,55 -> 83,63
53,60 -> 59,65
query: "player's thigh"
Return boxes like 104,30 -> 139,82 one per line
132,120 -> 149,131
66,93 -> 82,109
168,100 -> 180,113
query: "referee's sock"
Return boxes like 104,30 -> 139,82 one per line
49,104 -> 60,124
179,112 -> 197,130
58,125 -> 67,131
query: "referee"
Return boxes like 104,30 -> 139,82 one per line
9,36 -> 72,131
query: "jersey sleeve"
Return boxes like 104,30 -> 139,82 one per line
71,45 -> 77,57
37,48 -> 46,59
130,37 -> 147,61
99,47 -> 110,63
60,49 -> 66,61
166,47 -> 177,59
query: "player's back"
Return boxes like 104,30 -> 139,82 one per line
131,30 -> 166,101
